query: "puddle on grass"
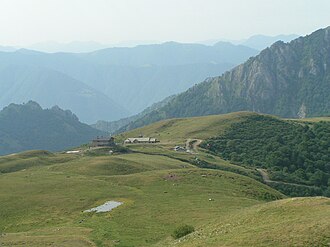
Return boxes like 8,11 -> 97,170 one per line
84,201 -> 122,213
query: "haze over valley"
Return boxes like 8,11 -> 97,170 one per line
0,41 -> 259,123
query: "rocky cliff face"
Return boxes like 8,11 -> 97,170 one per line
202,27 -> 330,118
123,27 -> 330,131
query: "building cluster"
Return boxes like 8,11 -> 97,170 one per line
91,136 -> 159,147
124,137 -> 158,144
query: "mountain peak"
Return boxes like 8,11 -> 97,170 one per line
241,34 -> 299,50
15,48 -> 43,55
121,27 -> 330,130
50,105 -> 79,121
25,100 -> 43,110
2,101 -> 42,113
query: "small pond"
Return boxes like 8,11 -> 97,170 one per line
84,201 -> 122,213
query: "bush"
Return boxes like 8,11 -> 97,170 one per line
172,224 -> 195,239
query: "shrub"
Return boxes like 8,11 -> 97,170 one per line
172,224 -> 195,239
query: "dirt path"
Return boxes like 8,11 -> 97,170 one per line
257,168 -> 316,188
185,139 -> 202,153
257,169 -> 271,182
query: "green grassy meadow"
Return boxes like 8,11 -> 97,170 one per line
0,150 -> 282,246
116,111 -> 255,143
1,112 -> 329,246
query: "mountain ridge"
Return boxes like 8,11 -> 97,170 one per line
0,41 -> 257,115
0,101 -> 105,155
120,27 -> 330,131
0,64 -> 129,123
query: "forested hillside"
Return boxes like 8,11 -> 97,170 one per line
0,101 -> 105,155
201,115 -> 330,196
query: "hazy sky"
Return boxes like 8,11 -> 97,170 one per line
1,0 -> 330,46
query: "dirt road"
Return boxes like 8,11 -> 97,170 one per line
257,168 -> 317,188
185,139 -> 203,153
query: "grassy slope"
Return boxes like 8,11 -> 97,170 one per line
116,112 -> 263,180
0,150 -> 76,173
163,197 -> 330,247
117,112 -> 330,144
116,111 -> 255,144
117,112 -> 284,184
0,149 -> 282,247
289,116 -> 330,123
128,144 -> 262,181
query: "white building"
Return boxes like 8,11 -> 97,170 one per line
124,137 -> 158,144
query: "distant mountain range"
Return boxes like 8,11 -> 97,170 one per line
118,27 -> 330,131
0,65 -> 128,123
0,33 -> 307,125
0,42 -> 258,122
83,41 -> 257,66
238,34 -> 299,50
0,101 -> 105,155
92,95 -> 175,134
199,34 -> 298,50
0,34 -> 298,53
